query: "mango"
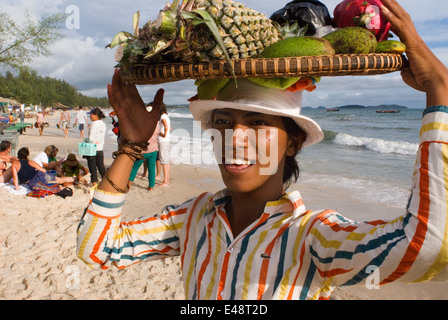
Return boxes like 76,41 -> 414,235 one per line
323,27 -> 377,54
260,36 -> 335,58
376,40 -> 406,54
246,37 -> 333,89
197,78 -> 230,100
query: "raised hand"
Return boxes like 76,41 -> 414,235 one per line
107,69 -> 164,143
381,0 -> 448,107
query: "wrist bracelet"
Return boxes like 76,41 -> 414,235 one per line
112,149 -> 144,161
105,174 -> 129,194
118,137 -> 149,153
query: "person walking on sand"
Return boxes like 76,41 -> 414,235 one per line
156,102 -> 171,187
74,106 -> 89,139
58,109 -> 71,138
85,108 -> 107,186
36,109 -> 45,136
77,0 -> 448,300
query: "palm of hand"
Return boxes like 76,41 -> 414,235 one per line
107,69 -> 163,143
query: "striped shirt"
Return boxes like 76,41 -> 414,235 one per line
77,106 -> 448,300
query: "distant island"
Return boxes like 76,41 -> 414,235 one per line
305,104 -> 408,110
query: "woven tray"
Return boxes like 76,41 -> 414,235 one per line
121,53 -> 407,85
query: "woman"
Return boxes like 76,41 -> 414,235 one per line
11,147 -> 75,191
62,153 -> 89,185
36,110 -> 45,136
129,121 -> 160,191
0,141 -> 16,176
86,108 -> 107,186
156,103 -> 171,187
58,109 -> 71,138
77,0 -> 448,300
33,145 -> 64,177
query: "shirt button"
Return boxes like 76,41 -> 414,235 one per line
219,291 -> 225,298
228,247 -> 234,253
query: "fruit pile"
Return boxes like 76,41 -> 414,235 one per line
108,0 -> 406,93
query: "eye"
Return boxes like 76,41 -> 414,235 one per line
212,117 -> 232,127
252,119 -> 270,126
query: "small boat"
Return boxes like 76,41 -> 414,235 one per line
376,110 -> 401,114
326,108 -> 340,112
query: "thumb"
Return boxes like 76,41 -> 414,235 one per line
150,89 -> 165,120
401,70 -> 425,92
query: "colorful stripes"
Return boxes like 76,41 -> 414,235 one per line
76,106 -> 448,299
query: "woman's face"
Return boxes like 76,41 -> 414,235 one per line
211,108 -> 296,194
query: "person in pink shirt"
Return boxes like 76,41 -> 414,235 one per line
36,110 -> 45,136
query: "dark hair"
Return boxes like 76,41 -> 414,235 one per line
281,117 -> 307,189
18,147 -> 30,160
0,141 -> 12,152
90,108 -> 105,119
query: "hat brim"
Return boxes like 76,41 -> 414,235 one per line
189,100 -> 324,148
64,160 -> 79,167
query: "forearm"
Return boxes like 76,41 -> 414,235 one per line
98,148 -> 135,194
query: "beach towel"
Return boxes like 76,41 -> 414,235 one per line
27,182 -> 61,198
0,183 -> 31,196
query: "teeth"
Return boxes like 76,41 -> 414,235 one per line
225,159 -> 253,165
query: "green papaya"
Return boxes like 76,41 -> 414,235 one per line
323,27 -> 377,54
376,40 -> 406,54
196,78 -> 230,100
260,36 -> 335,58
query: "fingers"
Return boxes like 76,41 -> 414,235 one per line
380,0 -> 416,42
150,89 -> 165,119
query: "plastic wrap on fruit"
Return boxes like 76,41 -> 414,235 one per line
333,0 -> 391,41
270,0 -> 334,37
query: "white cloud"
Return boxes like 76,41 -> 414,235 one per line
31,34 -> 115,93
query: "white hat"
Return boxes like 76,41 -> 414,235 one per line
189,79 -> 324,148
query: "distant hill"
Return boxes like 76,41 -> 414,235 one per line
306,104 -> 408,110
0,69 -> 109,109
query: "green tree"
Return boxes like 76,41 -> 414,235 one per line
0,12 -> 66,70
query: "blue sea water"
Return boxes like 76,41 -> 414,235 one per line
144,106 -> 423,209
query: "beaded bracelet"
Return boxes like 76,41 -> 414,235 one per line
118,137 -> 149,153
112,149 -> 144,162
105,174 -> 130,194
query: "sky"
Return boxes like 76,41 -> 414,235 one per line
2,0 -> 448,108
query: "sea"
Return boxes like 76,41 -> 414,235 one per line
98,105 -> 422,211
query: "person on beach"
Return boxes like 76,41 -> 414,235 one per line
11,147 -> 75,191
33,145 -> 64,177
129,121 -> 160,191
85,108 -> 107,186
62,153 -> 89,185
36,110 -> 45,136
74,106 -> 89,139
77,0 -> 448,300
155,103 -> 171,187
0,141 -> 16,176
58,109 -> 71,138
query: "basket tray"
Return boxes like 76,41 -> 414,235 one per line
121,53 -> 407,85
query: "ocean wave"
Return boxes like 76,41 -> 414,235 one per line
333,133 -> 418,155
168,112 -> 194,119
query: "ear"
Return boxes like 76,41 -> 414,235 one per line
286,131 -> 305,157
286,137 -> 298,157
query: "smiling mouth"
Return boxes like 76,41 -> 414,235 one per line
223,158 -> 256,166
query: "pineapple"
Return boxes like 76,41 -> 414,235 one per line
108,0 -> 282,68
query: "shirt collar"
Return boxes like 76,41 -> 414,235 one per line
209,189 -> 307,218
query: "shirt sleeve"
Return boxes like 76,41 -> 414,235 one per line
307,106 -> 448,287
76,188 -> 190,270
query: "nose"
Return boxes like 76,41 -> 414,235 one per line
230,123 -> 251,148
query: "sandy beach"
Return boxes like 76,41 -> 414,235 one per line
1,112 -> 447,300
